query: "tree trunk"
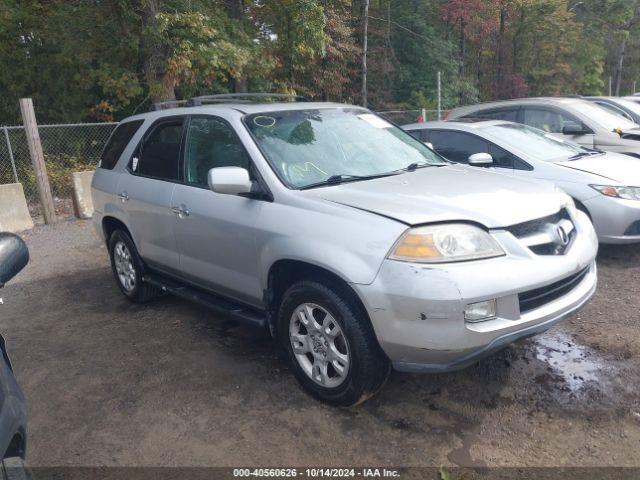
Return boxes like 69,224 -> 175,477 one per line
614,36 -> 627,96
141,0 -> 175,103
459,18 -> 466,75
494,6 -> 506,98
361,0 -> 369,107
225,0 -> 247,93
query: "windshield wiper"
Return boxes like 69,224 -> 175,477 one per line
300,172 -> 401,190
568,150 -> 605,160
404,162 -> 436,171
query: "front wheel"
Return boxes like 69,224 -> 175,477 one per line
278,280 -> 390,406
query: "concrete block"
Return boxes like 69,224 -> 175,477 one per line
0,183 -> 34,232
71,170 -> 95,219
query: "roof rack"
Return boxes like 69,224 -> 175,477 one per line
152,93 -> 308,111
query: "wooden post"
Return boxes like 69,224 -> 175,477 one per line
19,98 -> 56,224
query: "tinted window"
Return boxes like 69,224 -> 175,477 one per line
471,108 -> 518,122
185,117 -> 252,187
522,108 -> 579,133
135,120 -> 184,181
429,130 -> 489,163
100,120 -> 144,170
406,129 -> 425,141
488,144 -> 530,169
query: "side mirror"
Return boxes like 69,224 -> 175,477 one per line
423,142 -> 434,150
562,123 -> 590,136
208,167 -> 253,196
0,233 -> 29,287
468,153 -> 494,166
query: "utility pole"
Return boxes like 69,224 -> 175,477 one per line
19,98 -> 56,224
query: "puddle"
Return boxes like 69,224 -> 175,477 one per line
534,331 -> 603,391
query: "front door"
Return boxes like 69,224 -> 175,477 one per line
521,107 -> 595,148
172,115 -> 264,307
116,117 -> 185,274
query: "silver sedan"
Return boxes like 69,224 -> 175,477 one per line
404,119 -> 640,244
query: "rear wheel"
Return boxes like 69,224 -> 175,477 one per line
108,230 -> 160,303
278,280 -> 390,406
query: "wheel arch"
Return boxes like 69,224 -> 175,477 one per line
265,259 -> 373,339
571,197 -> 592,221
3,430 -> 25,459
102,216 -> 132,246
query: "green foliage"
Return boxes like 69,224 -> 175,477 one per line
0,0 -> 638,122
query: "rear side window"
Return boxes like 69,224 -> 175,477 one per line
135,120 -> 184,181
99,120 -> 144,170
465,108 -> 518,122
429,130 -> 489,163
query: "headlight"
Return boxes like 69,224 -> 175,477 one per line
590,185 -> 640,200
389,224 -> 505,263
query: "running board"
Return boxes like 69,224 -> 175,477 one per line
142,273 -> 268,329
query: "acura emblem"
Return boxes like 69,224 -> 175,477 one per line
556,225 -> 569,246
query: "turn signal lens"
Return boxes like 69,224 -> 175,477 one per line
590,185 -> 640,200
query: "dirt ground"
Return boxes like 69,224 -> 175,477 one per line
1,220 -> 639,470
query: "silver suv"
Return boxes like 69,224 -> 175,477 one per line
92,95 -> 598,405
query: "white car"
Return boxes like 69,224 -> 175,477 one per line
446,97 -> 640,158
404,119 -> 640,244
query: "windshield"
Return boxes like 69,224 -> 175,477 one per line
244,108 -> 447,188
480,123 -> 590,162
607,98 -> 640,116
570,101 -> 638,131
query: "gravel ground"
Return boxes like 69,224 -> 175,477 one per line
1,220 -> 639,470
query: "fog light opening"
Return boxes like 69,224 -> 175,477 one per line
465,299 -> 497,323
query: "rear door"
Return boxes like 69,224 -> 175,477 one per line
116,116 -> 185,274
171,115 -> 264,306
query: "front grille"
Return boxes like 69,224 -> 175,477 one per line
506,208 -> 576,255
624,220 -> 640,236
518,267 -> 589,314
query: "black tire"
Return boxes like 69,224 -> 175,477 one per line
278,280 -> 390,406
108,230 -> 160,303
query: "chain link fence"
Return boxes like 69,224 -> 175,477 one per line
0,123 -> 117,206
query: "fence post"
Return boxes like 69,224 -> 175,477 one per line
19,98 -> 56,224
3,127 -> 18,184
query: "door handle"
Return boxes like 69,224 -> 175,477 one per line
171,205 -> 190,218
117,192 -> 129,202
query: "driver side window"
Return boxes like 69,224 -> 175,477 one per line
522,108 -> 578,133
429,130 -> 489,163
185,117 -> 252,187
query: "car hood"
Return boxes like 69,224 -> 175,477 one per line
313,164 -> 567,227
556,152 -> 640,184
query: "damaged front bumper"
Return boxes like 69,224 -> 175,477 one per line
352,211 -> 599,373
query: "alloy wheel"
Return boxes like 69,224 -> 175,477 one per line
289,303 -> 351,388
